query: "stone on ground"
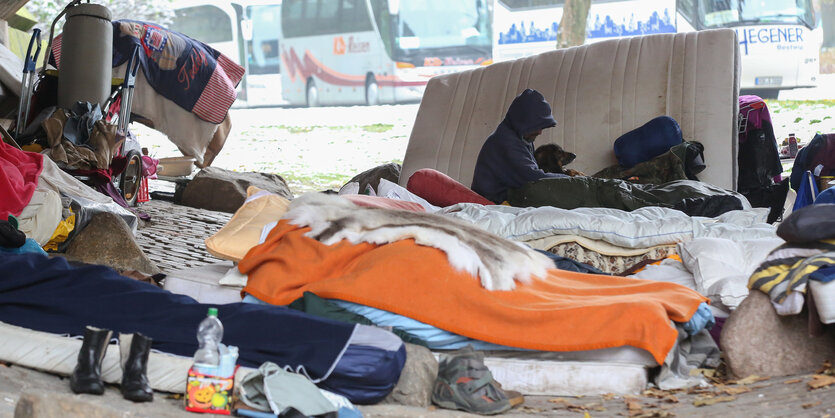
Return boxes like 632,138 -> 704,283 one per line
181,167 -> 292,213
64,212 -> 160,275
381,343 -> 438,407
722,290 -> 835,378
14,392 -> 123,418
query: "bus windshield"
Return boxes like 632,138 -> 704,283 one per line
373,0 -> 491,60
699,0 -> 816,29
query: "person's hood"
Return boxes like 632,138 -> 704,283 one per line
502,89 -> 557,137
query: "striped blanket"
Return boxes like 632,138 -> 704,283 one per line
748,240 -> 835,305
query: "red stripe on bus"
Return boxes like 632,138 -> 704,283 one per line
282,47 -> 428,88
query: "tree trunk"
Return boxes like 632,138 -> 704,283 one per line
556,0 -> 591,49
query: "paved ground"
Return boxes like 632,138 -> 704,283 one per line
4,347 -> 834,418
134,197 -> 231,272
4,200 -> 833,417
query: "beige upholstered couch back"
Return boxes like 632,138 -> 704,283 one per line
399,29 -> 740,191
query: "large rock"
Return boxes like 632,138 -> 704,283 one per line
344,163 -> 401,194
381,343 -> 438,407
64,212 -> 161,275
181,167 -> 292,213
722,291 -> 835,378
15,392 -> 123,418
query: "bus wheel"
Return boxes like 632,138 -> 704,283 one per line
306,79 -> 319,107
365,75 -> 379,106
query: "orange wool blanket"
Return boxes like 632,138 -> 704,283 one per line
240,220 -> 707,364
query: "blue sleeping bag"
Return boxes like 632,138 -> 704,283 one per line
614,116 -> 683,169
0,253 -> 403,404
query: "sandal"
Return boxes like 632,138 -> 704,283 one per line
431,346 -> 522,415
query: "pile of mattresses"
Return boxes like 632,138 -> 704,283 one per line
157,184 -> 777,395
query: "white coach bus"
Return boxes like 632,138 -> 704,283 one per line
493,0 -> 822,98
279,0 -> 493,106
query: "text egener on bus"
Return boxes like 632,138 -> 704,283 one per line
493,0 -> 822,99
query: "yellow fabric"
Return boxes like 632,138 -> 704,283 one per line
43,210 -> 75,252
204,186 -> 291,262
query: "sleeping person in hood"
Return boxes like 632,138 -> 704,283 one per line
471,89 -> 568,204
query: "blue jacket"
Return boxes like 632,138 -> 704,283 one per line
471,89 -> 566,203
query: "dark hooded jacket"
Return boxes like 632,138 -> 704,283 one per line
471,89 -> 566,203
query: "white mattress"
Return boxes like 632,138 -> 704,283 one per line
400,29 -> 740,190
484,357 -> 647,396
0,320 -> 253,394
433,349 -> 651,396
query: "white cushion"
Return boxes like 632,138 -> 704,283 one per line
678,237 -> 783,310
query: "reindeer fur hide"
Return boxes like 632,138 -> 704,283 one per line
282,193 -> 553,291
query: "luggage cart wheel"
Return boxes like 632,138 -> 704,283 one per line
120,150 -> 143,207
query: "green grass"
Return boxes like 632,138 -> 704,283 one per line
362,123 -> 394,133
280,172 -> 353,194
256,124 -> 394,134
258,125 -> 352,133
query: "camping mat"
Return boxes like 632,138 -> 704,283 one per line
241,220 -> 707,365
0,320 -> 254,393
547,242 -> 678,275
482,356 -> 646,396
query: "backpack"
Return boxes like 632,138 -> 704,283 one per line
737,95 -> 783,193
737,95 -> 788,223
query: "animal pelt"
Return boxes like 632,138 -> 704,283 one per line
282,193 -> 553,291
534,143 -> 586,176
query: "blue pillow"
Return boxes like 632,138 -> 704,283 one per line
614,116 -> 683,169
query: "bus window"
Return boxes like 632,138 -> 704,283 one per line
677,0 -> 699,27
246,4 -> 281,75
340,0 -> 374,33
395,0 -> 491,51
696,0 -> 816,29
281,0 -> 310,37
172,5 -> 233,43
369,0 -> 394,56
318,0 -> 340,31
700,0 -> 740,27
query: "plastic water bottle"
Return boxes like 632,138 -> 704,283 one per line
193,307 -> 224,372
788,133 -> 798,158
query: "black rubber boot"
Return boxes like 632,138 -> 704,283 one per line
120,333 -> 153,402
70,326 -> 112,395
